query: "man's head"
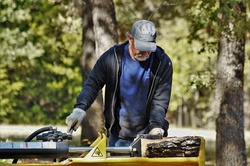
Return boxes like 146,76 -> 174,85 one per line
128,20 -> 157,52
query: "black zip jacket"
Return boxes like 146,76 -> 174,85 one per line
74,41 -> 173,137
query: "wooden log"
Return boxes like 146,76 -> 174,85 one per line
145,136 -> 201,157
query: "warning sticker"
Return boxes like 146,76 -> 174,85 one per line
92,147 -> 103,157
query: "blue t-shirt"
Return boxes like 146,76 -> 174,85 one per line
111,43 -> 154,139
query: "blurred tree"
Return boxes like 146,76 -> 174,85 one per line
79,0 -> 118,144
0,0 -> 82,124
215,0 -> 247,165
79,0 -> 97,144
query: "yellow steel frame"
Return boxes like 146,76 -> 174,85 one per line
3,133 -> 205,166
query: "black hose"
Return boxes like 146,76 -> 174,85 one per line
23,126 -> 53,142
12,126 -> 53,164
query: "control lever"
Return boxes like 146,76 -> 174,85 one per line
69,128 -> 74,135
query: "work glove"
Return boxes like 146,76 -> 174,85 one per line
149,128 -> 164,136
65,108 -> 86,133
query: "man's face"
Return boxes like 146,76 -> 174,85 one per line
128,36 -> 151,61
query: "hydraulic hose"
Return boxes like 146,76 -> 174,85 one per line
12,126 -> 53,164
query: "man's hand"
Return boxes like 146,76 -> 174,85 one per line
65,108 -> 86,133
149,128 -> 164,136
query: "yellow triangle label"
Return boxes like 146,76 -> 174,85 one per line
92,147 -> 103,157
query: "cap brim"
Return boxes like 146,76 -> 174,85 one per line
134,39 -> 156,52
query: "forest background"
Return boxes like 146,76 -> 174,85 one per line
0,0 -> 250,165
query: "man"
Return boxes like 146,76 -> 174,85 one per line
66,19 -> 173,148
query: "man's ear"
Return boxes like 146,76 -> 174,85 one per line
127,34 -> 133,39
127,34 -> 133,44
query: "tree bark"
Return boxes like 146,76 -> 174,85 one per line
215,1 -> 247,165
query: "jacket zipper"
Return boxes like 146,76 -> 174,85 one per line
146,57 -> 162,105
109,47 -> 119,133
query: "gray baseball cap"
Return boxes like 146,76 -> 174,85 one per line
128,20 -> 157,52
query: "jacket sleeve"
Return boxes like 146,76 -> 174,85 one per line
149,55 -> 173,131
74,49 -> 111,111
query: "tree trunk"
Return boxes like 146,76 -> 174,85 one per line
91,0 -> 118,56
80,0 -> 101,144
215,1 -> 247,165
80,0 -> 118,145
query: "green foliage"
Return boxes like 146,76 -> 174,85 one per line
0,67 -> 24,122
0,0 -> 82,124
158,17 -> 217,117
